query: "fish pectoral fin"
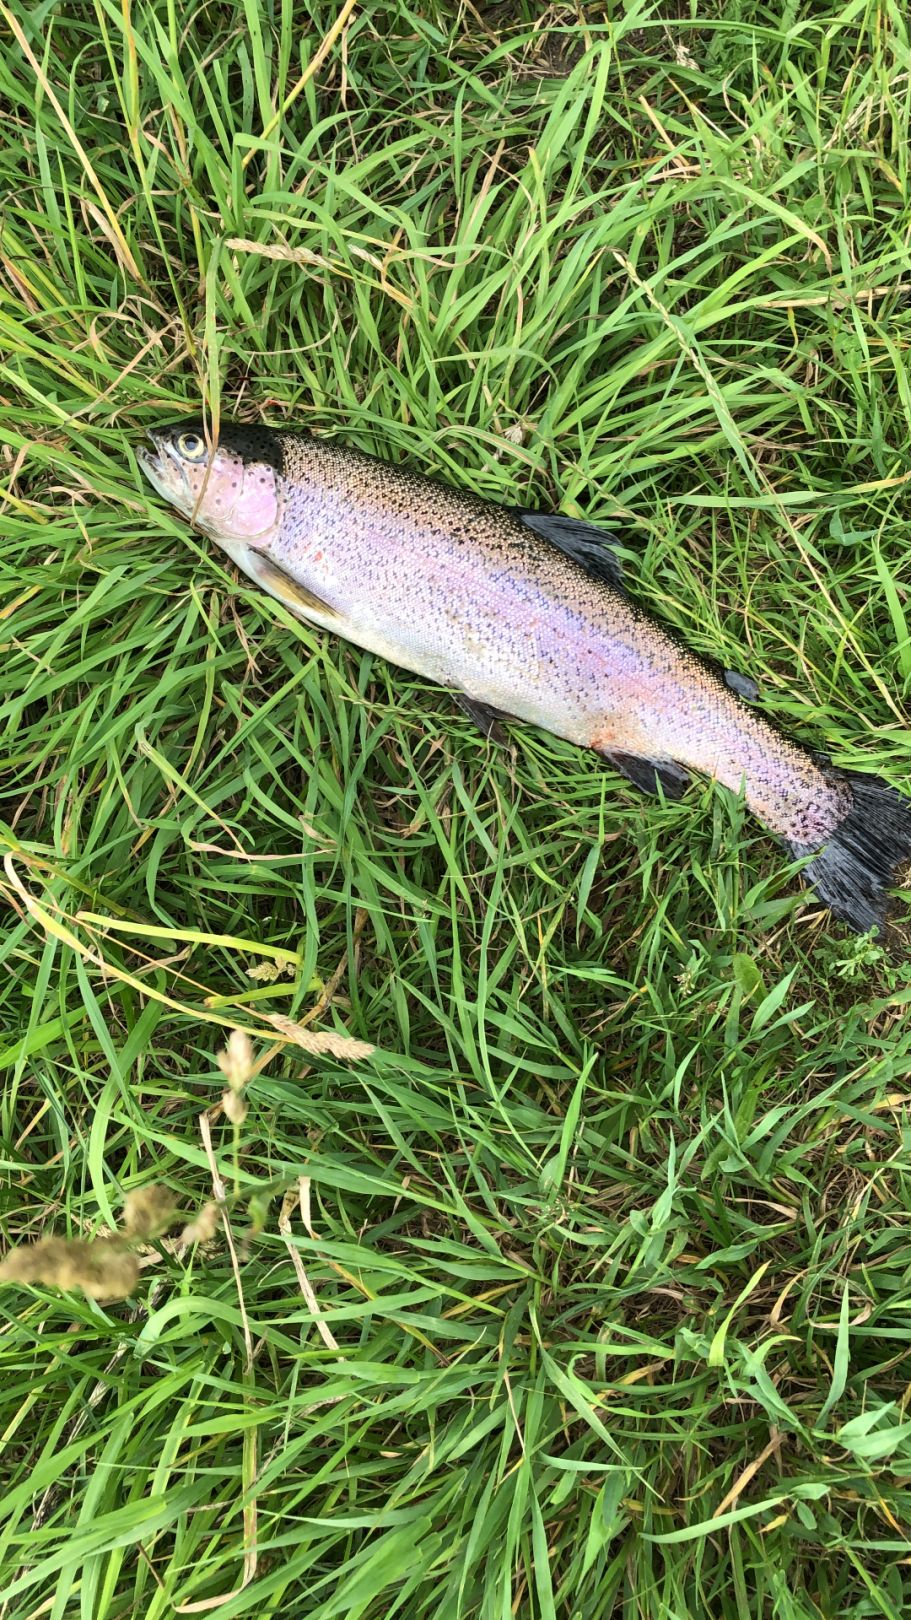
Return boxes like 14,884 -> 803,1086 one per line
603,750 -> 691,801
251,553 -> 343,622
455,694 -> 509,743
518,511 -> 626,590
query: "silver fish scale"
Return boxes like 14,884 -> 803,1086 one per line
265,432 -> 849,850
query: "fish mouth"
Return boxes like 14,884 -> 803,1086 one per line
135,441 -> 159,480
137,430 -> 191,507
136,430 -> 165,482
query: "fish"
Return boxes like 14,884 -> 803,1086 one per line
137,418 -> 911,934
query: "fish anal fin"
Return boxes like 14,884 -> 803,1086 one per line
518,511 -> 626,590
455,694 -> 509,743
253,553 -> 342,621
603,750 -> 690,801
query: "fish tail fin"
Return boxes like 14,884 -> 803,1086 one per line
788,770 -> 911,933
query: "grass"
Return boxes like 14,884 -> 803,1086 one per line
3,0 -> 911,1613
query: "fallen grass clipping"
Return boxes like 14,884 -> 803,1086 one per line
3,1 -> 911,1616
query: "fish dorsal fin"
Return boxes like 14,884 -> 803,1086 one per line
517,510 -> 626,590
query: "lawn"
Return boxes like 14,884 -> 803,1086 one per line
3,1 -> 911,1614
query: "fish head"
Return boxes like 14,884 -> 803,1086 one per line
137,419 -> 283,548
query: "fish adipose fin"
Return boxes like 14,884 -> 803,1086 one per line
791,770 -> 911,933
725,668 -> 759,701
518,512 -> 626,590
604,750 -> 691,801
455,694 -> 509,742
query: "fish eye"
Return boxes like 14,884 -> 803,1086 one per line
176,431 -> 206,461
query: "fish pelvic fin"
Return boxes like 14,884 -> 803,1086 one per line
789,769 -> 911,933
603,750 -> 691,801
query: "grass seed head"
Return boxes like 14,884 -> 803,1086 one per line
217,1028 -> 255,1091
0,1237 -> 139,1302
121,1184 -> 180,1240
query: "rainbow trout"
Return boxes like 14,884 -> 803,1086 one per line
138,420 -> 911,932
